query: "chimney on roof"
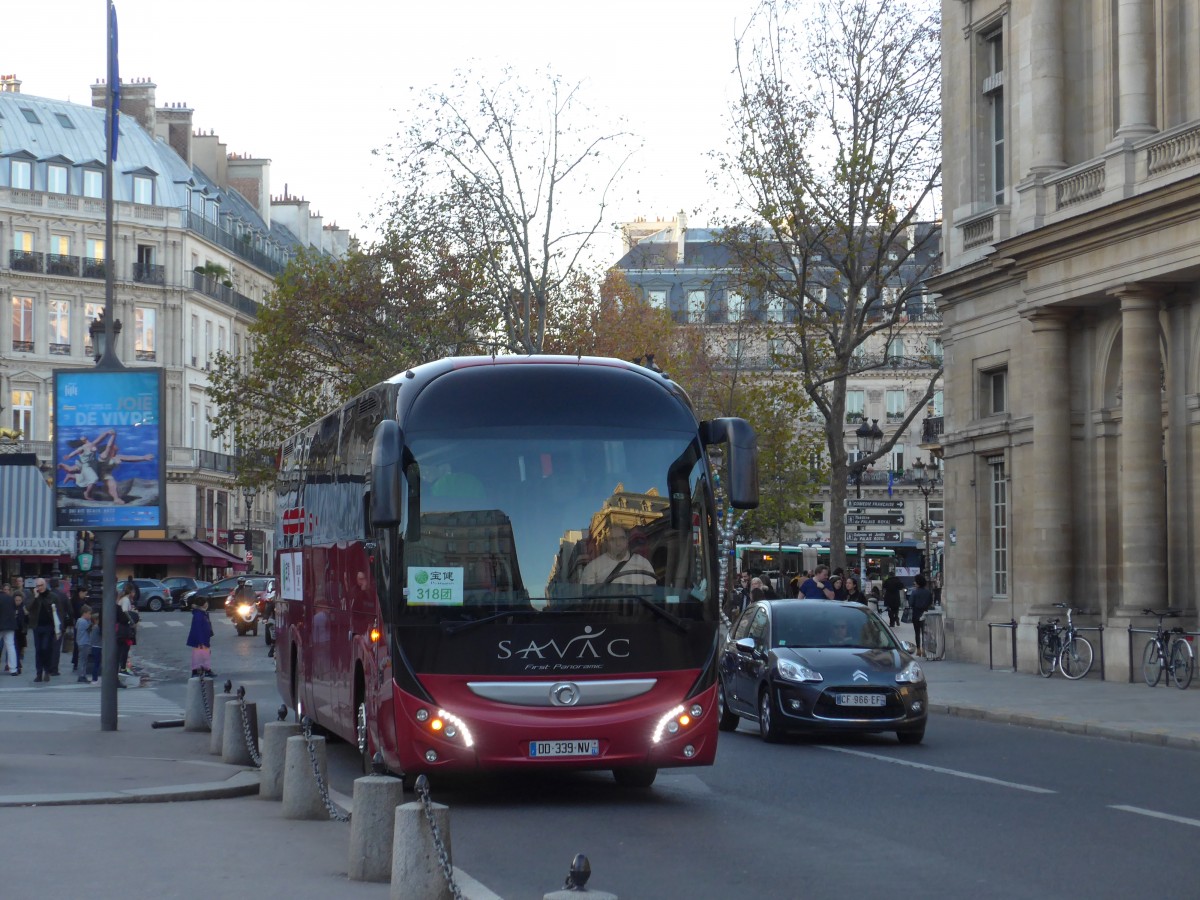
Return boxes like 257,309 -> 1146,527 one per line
91,76 -> 157,134
155,100 -> 194,166
672,210 -> 687,265
227,154 -> 272,226
0,74 -> 21,93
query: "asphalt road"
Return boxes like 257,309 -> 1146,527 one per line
132,611 -> 1200,899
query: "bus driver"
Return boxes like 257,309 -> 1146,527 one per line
580,524 -> 656,587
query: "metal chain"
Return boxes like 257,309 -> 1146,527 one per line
415,775 -> 463,900
198,674 -> 213,727
236,690 -> 263,767
299,717 -> 351,822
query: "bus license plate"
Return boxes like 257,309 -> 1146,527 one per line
836,693 -> 885,707
529,740 -> 600,758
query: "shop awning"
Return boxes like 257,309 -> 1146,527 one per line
0,459 -> 73,557
182,540 -> 248,570
115,539 -> 249,571
115,539 -> 197,565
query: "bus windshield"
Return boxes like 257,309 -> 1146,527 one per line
400,425 -> 713,625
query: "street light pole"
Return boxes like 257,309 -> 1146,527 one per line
853,418 -> 883,587
241,484 -> 258,566
913,456 -> 938,579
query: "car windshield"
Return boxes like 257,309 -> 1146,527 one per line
772,604 -> 898,651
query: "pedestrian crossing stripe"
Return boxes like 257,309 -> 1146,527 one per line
132,619 -> 184,628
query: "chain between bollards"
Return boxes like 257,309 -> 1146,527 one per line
300,716 -> 351,822
236,686 -> 262,767
415,774 -> 463,900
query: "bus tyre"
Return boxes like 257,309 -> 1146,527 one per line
612,767 -> 657,788
356,699 -> 371,774
717,681 -> 739,732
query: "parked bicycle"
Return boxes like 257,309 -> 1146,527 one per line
1141,609 -> 1194,690
1037,603 -> 1094,679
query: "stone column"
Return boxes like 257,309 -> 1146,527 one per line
1164,297 -> 1192,612
1026,311 -> 1073,612
1115,288 -> 1166,612
1029,0 -> 1066,173
1115,0 -> 1157,139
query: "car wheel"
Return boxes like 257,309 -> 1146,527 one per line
717,680 -> 739,732
148,596 -> 163,612
758,686 -> 784,743
897,726 -> 926,745
612,766 -> 657,788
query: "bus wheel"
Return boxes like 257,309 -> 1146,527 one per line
612,766 -> 657,788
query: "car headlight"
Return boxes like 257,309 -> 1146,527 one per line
895,660 -> 925,684
777,658 -> 823,684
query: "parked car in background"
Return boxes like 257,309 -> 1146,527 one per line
128,578 -> 173,612
718,599 -> 928,744
162,577 -> 211,609
182,574 -> 271,611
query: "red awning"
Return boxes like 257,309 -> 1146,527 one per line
181,540 -> 248,571
115,539 -> 248,570
115,539 -> 197,565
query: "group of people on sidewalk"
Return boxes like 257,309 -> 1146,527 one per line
727,565 -> 940,655
0,577 -> 141,683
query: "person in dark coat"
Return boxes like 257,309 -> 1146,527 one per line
0,583 -> 18,674
186,597 -> 215,677
47,577 -> 72,676
908,573 -> 935,656
881,573 -> 905,627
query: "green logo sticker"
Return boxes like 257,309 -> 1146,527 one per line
415,570 -> 429,585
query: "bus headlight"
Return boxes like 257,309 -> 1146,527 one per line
652,705 -> 693,743
419,708 -> 474,748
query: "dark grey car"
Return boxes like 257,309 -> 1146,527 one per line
718,599 -> 928,744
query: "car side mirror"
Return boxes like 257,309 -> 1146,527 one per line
899,640 -> 916,654
735,637 -> 756,654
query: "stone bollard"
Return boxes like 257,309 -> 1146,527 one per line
282,733 -> 329,820
349,772 -> 405,881
259,721 -> 300,800
391,800 -> 453,900
184,677 -> 214,732
221,700 -> 258,766
208,690 -> 229,754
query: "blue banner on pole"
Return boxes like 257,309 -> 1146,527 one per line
108,1 -> 120,161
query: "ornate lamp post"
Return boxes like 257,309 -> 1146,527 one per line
241,484 -> 258,566
912,456 -> 939,578
853,418 -> 883,585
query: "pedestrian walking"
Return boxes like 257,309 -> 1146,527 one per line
186,597 -> 215,677
0,582 -> 18,675
74,606 -> 95,683
26,578 -> 64,682
86,609 -> 103,683
881,572 -> 904,627
12,588 -> 27,675
908,573 -> 934,656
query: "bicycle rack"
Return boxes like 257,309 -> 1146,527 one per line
1127,624 -> 1200,685
988,620 -> 1017,671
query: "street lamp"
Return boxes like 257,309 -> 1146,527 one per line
853,418 -> 883,585
913,456 -> 939,580
241,484 -> 258,565
88,314 -> 122,364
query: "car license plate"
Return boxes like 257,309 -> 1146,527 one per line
836,693 -> 885,707
529,740 -> 600,757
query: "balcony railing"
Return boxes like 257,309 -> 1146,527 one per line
11,339 -> 33,353
191,271 -> 260,317
184,209 -> 288,276
135,348 -> 157,362
193,449 -> 240,474
81,259 -> 106,279
922,415 -> 944,444
46,254 -> 80,277
10,249 -> 42,273
133,262 -> 165,284
49,342 -> 71,356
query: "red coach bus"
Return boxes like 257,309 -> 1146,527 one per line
274,355 -> 757,787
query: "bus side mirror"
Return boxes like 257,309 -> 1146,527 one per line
370,420 -> 405,528
702,417 -> 759,509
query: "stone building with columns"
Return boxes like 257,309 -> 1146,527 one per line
931,1 -> 1200,677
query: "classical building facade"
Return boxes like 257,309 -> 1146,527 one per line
614,215 -> 945,577
931,1 -> 1200,677
0,75 -> 349,584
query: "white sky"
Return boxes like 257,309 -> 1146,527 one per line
5,0 -> 758,262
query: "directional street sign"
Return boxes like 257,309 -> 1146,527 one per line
843,499 -> 905,509
849,532 -> 902,543
846,514 -> 905,526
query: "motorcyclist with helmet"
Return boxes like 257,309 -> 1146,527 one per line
225,576 -> 261,636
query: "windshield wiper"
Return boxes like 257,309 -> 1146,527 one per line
442,608 -> 580,636
607,594 -> 691,634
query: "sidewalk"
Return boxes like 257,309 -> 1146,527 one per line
2,658 -> 1199,898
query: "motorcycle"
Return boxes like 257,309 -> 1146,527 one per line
227,590 -> 260,637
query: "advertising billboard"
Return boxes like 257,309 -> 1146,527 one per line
53,369 -> 166,530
